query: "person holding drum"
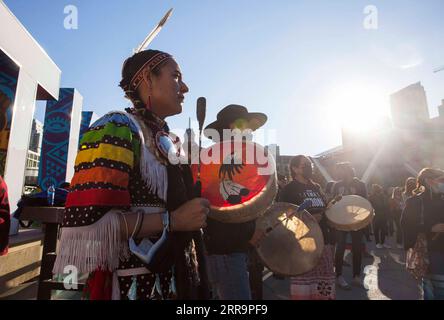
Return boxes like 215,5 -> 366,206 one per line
280,155 -> 336,300
401,168 -> 444,300
331,162 -> 368,290
201,104 -> 269,300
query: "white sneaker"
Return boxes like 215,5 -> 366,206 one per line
376,244 -> 383,249
336,275 -> 351,290
383,244 -> 392,249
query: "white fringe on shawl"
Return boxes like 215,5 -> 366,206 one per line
53,110 -> 168,284
114,111 -> 168,202
53,209 -> 129,274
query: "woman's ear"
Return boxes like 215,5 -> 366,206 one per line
142,68 -> 153,92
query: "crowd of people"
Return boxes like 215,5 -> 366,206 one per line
0,47 -> 442,301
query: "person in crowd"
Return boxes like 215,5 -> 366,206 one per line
332,162 -> 368,290
401,168 -> 444,300
369,184 -> 390,249
52,49 -> 210,300
389,187 -> 404,249
0,175 -> 10,256
202,104 -> 268,300
280,155 -> 336,300
402,177 -> 416,210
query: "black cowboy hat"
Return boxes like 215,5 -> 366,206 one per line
204,104 -> 267,139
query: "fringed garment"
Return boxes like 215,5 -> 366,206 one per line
53,109 -> 208,300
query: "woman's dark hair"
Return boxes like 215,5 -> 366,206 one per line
403,176 -> 416,196
335,162 -> 355,179
371,183 -> 383,195
289,155 -> 310,180
119,50 -> 171,109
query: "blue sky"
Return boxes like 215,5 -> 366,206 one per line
4,0 -> 444,155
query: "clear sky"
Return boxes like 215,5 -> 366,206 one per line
4,0 -> 444,155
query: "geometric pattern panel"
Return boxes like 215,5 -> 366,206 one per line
0,51 -> 20,177
79,111 -> 93,146
38,88 -> 74,191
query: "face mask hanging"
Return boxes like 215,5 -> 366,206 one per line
128,211 -> 170,265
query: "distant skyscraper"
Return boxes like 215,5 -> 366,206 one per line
390,82 -> 430,129
438,100 -> 444,118
29,119 -> 43,153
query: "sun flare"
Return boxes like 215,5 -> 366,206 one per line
324,83 -> 391,134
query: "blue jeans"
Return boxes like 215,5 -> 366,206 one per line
423,252 -> 444,300
206,253 -> 252,300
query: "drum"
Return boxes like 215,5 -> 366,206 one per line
325,195 -> 374,231
255,202 -> 324,276
192,141 -> 277,223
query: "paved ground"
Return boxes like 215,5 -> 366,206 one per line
263,236 -> 423,300
3,236 -> 422,300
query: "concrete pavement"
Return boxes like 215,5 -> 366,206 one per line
263,236 -> 422,300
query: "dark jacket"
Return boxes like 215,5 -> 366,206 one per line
401,192 -> 444,253
369,193 -> 389,220
203,218 -> 256,255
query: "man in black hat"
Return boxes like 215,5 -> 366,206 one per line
202,104 -> 268,300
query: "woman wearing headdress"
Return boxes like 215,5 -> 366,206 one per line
53,50 -> 210,300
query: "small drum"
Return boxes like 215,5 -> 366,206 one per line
192,141 -> 277,223
326,195 -> 374,231
256,202 -> 324,276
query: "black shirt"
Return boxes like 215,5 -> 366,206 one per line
203,218 -> 256,255
401,192 -> 444,253
280,180 -> 334,244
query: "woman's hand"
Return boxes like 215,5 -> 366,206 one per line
170,198 -> 210,231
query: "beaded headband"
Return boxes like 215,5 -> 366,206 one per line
129,52 -> 172,90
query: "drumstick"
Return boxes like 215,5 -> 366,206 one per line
264,200 -> 312,235
194,97 -> 206,197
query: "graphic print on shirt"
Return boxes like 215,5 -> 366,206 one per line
299,189 -> 326,211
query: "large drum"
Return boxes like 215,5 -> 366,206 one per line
325,195 -> 374,231
255,202 -> 324,276
192,141 -> 277,223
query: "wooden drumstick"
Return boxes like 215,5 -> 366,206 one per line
194,97 -> 206,197
264,199 -> 312,235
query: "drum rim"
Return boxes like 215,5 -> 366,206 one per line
256,202 -> 325,276
206,141 -> 278,223
326,195 -> 375,231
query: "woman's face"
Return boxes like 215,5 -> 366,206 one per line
149,59 -> 189,118
291,157 -> 312,179
406,178 -> 416,191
